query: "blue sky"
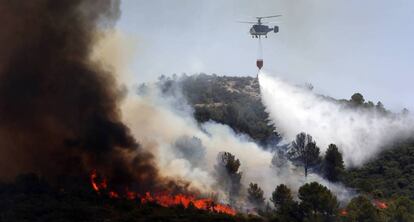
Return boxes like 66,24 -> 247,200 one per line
116,0 -> 414,111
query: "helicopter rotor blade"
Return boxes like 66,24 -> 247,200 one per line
237,21 -> 256,24
266,21 -> 282,24
256,15 -> 282,19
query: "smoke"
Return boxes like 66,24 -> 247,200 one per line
259,71 -> 414,166
214,152 -> 242,205
0,0 -> 360,207
121,79 -> 353,205
0,0 -> 159,192
173,136 -> 207,169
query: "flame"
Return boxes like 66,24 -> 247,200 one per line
89,170 -> 236,216
90,169 -> 107,193
373,200 -> 388,209
109,191 -> 120,198
338,199 -> 388,217
140,192 -> 236,215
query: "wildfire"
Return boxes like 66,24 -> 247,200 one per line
90,170 -> 236,216
141,192 -> 236,215
373,199 -> 388,209
90,169 -> 107,192
339,199 -> 388,218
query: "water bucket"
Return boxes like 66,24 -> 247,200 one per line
256,59 -> 263,70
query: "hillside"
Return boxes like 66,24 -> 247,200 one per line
2,73 -> 414,221
160,73 -> 414,200
343,141 -> 414,199
159,73 -> 281,146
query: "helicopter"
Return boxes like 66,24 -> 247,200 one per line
239,15 -> 281,38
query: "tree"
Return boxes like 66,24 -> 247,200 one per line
351,93 -> 365,106
376,101 -> 386,113
270,184 -> 301,222
386,196 -> 414,222
298,182 -> 338,221
247,183 -> 265,209
288,132 -> 321,177
345,196 -> 382,222
270,184 -> 294,209
215,152 -> 242,205
323,144 -> 345,182
271,149 -> 288,169
367,100 -> 375,108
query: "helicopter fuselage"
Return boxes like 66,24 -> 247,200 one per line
249,24 -> 278,38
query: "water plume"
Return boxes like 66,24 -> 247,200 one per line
259,71 -> 414,166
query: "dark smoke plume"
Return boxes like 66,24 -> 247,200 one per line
0,0 -> 158,192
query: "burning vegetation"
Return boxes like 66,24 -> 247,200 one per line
1,0 -> 414,221
0,0 -> 238,218
90,169 -> 236,216
372,199 -> 388,210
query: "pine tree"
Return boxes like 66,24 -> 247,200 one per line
247,183 -> 265,209
270,184 -> 294,209
271,184 -> 301,222
288,132 -> 321,177
351,93 -> 365,106
323,144 -> 345,182
298,182 -> 339,221
215,152 -> 242,205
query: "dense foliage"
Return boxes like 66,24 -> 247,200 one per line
269,182 -> 339,222
343,142 -> 414,199
345,195 -> 382,222
323,144 -> 345,182
341,195 -> 414,222
270,184 -> 294,210
158,74 -> 281,145
298,182 -> 339,221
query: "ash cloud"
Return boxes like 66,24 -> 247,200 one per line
0,0 -> 158,192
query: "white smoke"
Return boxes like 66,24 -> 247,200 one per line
259,71 -> 414,166
121,84 -> 275,200
120,79 -> 353,205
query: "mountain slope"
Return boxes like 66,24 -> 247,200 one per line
343,142 -> 414,199
160,73 -> 281,146
160,73 -> 414,200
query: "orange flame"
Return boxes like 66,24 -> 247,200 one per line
140,192 -> 236,215
373,200 -> 388,209
89,170 -> 236,216
90,169 -> 107,193
339,209 -> 348,216
108,191 -> 119,198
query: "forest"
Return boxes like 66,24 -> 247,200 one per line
1,74 -> 414,222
